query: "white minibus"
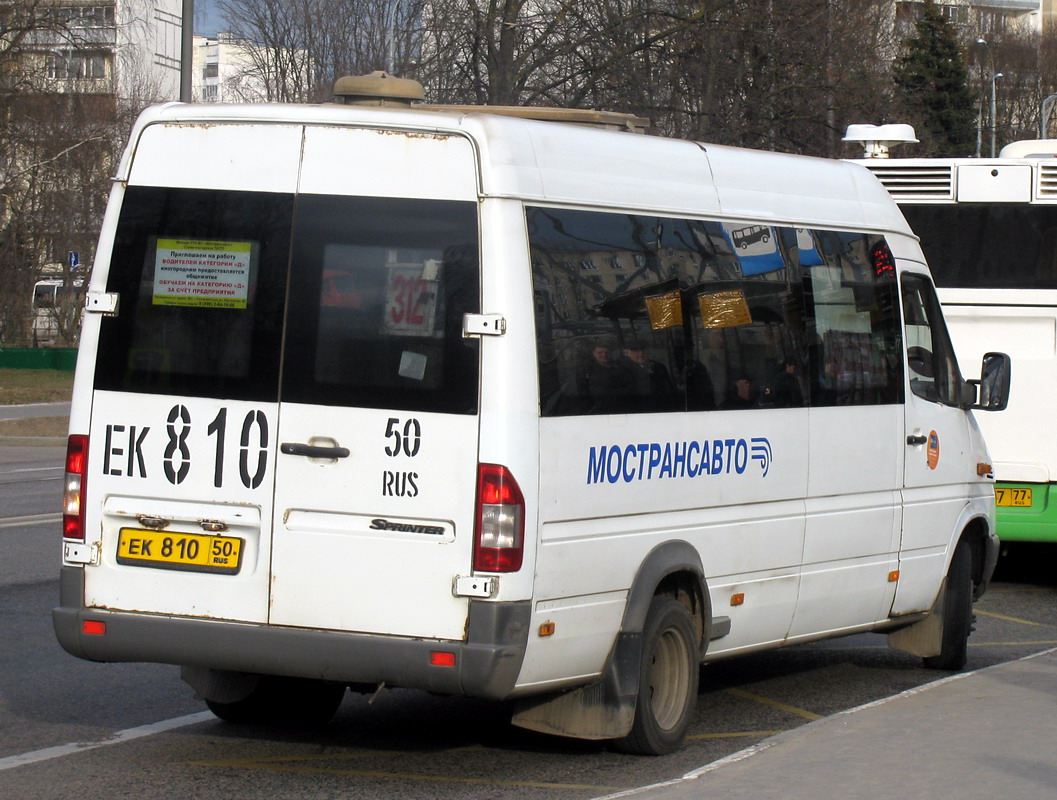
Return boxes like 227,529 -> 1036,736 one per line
54,74 -> 1009,755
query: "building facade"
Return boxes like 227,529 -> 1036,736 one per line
895,0 -> 1042,34
26,1 -> 182,103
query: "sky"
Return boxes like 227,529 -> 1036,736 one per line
192,0 -> 224,37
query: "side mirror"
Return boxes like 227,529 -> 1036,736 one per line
968,352 -> 1011,411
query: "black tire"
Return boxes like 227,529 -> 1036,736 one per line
611,596 -> 699,755
923,540 -> 974,671
206,677 -> 346,726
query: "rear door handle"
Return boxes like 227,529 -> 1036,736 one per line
906,434 -> 928,446
280,442 -> 350,459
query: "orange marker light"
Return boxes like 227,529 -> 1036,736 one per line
730,593 -> 745,607
539,621 -> 556,637
888,570 -> 900,583
430,651 -> 456,667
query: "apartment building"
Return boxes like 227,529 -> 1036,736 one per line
896,0 -> 1042,34
191,33 -> 268,103
27,1 -> 183,103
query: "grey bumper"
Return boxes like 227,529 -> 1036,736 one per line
52,567 -> 529,700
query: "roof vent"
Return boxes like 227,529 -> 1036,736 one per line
332,71 -> 425,107
843,124 -> 918,159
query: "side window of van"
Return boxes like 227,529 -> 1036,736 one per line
686,223 -> 807,411
529,208 -> 809,415
901,272 -> 963,406
530,208 -> 689,416
801,232 -> 904,407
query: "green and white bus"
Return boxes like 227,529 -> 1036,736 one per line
856,139 -> 1057,544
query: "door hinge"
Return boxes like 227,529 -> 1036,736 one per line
453,575 -> 498,598
463,313 -> 506,338
85,292 -> 119,315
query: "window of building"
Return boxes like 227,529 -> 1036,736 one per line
47,50 -> 108,81
54,6 -> 115,27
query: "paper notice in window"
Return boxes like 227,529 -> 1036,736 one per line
153,239 -> 252,309
698,290 -> 752,329
645,290 -> 683,330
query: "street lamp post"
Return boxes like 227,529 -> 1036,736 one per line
974,39 -> 1001,158
181,0 -> 194,102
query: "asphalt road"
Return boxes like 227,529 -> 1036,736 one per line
0,402 -> 70,422
2,443 -> 1056,800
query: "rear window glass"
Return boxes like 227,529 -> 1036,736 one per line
282,195 -> 480,414
97,187 -> 480,414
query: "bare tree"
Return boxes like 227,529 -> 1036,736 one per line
217,0 -> 429,102
0,1 -> 163,346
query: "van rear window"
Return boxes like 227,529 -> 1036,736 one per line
96,187 -> 480,414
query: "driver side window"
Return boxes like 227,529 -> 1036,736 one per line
901,273 -> 963,406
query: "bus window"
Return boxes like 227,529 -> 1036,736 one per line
528,207 -> 692,416
803,232 -> 903,407
529,208 -> 812,415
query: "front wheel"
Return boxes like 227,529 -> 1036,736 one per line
611,596 -> 699,755
206,676 -> 346,726
923,539 -> 974,671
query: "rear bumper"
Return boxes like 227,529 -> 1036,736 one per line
52,567 -> 529,700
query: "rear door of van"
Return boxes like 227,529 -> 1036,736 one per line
84,120 -> 482,642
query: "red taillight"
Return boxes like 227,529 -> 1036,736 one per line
63,434 -> 88,541
430,651 -> 456,667
474,464 -> 525,573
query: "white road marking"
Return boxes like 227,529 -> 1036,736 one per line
0,711 -> 214,772
0,513 -> 61,529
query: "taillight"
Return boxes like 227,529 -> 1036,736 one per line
474,463 -> 525,573
63,434 -> 88,541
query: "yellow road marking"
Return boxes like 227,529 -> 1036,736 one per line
688,730 -> 785,740
183,752 -> 623,791
723,688 -> 822,721
976,610 -> 1055,628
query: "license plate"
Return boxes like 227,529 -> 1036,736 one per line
117,528 -> 243,575
995,488 -> 1032,508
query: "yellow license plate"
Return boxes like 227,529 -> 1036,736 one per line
117,529 -> 243,575
995,488 -> 1033,508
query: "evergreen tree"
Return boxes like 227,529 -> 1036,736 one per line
894,0 -> 976,157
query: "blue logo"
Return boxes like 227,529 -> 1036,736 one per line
586,436 -> 773,485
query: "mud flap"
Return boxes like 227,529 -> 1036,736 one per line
510,631 -> 641,740
887,577 -> 945,658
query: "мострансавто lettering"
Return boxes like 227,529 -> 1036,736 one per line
586,437 -> 772,484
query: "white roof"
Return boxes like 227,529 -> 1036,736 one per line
122,101 -> 911,236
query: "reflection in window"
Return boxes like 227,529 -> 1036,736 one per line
805,234 -> 903,407
97,187 -> 292,401
529,207 -> 903,416
282,196 -> 480,415
901,273 -> 963,406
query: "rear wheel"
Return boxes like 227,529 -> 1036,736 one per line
923,539 -> 974,671
205,677 -> 346,726
611,596 -> 699,755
